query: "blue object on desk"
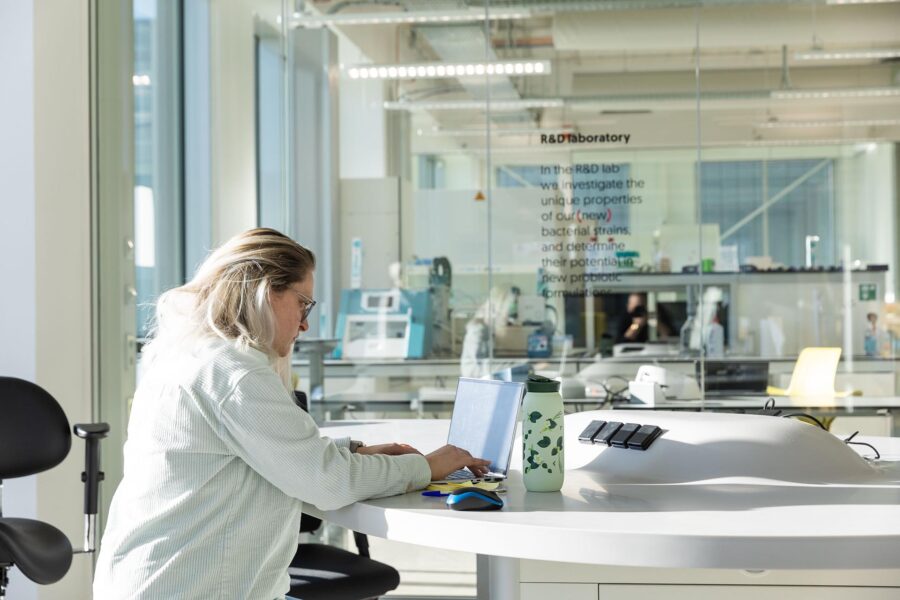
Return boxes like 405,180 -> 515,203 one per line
421,490 -> 450,497
445,487 -> 504,511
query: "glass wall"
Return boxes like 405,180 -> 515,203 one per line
133,0 -> 184,338
283,0 -> 898,398
278,3 -> 899,590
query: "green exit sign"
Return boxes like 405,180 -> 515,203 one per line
859,283 -> 877,301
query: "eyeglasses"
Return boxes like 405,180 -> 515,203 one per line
291,288 -> 317,323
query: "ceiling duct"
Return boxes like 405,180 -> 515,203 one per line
552,4 -> 900,53
417,24 -> 538,125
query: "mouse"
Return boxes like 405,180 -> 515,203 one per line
445,487 -> 504,511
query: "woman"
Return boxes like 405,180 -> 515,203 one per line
93,228 -> 489,599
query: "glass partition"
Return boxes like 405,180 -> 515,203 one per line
280,2 -> 900,435
133,0 -> 184,338
276,0 -> 898,594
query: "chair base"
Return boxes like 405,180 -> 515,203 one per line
288,543 -> 399,600
1,564 -> 9,600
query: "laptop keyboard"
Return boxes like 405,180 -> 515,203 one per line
445,469 -> 473,480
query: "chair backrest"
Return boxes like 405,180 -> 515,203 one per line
0,377 -> 71,479
785,347 -> 842,397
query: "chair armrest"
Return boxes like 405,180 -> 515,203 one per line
74,423 -> 110,440
72,423 -> 109,516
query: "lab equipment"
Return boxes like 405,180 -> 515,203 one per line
705,320 -> 725,357
628,365 -> 700,405
700,360 -> 769,397
864,312 -> 879,357
333,288 -> 433,359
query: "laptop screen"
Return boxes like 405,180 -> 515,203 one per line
446,378 -> 525,476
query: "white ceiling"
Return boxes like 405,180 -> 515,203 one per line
300,0 -> 900,152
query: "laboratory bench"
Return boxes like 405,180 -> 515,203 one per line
291,355 -> 900,399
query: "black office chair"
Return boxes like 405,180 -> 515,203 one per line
288,391 -> 400,600
0,377 -> 109,600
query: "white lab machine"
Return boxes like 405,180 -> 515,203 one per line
628,364 -> 701,405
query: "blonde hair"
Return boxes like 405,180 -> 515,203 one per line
143,228 -> 315,371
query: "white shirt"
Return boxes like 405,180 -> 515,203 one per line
93,339 -> 431,599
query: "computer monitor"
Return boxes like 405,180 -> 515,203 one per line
700,360 -> 769,396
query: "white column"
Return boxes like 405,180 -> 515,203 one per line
33,0 -> 95,598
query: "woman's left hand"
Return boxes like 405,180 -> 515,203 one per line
356,443 -> 422,456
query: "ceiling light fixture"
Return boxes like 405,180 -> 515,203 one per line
758,118 -> 900,128
795,48 -> 900,61
825,0 -> 900,4
346,61 -> 551,80
771,87 -> 900,100
384,98 -> 564,112
291,8 -> 531,28
417,126 -> 579,137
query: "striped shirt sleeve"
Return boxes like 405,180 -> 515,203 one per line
215,366 -> 431,511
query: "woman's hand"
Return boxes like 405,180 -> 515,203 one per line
425,445 -> 492,480
356,443 -> 422,456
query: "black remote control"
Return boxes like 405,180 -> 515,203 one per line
577,420 -> 607,443
594,421 -> 623,446
626,425 -> 663,450
609,423 -> 641,448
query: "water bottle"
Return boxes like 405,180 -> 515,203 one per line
522,375 -> 564,492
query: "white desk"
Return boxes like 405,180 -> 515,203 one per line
315,414 -> 900,600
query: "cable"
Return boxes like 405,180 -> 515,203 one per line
596,375 -> 630,408
844,431 -> 881,460
761,400 -> 881,460
781,412 -> 828,431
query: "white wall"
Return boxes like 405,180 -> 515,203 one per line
33,0 -> 95,597
208,0 -> 264,243
3,3 -> 118,597
2,2 -> 94,598
340,178 -> 400,288
0,1 -> 38,598
837,144 -> 897,287
338,36 -> 387,179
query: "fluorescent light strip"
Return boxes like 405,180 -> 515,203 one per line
826,0 -> 900,4
385,99 -> 564,111
292,8 -> 530,28
795,48 -> 900,61
417,127 -> 576,137
771,87 -> 900,100
758,118 -> 900,128
132,74 -> 151,86
346,61 -> 550,80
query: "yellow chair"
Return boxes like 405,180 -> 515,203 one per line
766,347 -> 853,398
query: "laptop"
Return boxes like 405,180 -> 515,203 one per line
699,360 -> 769,397
438,377 -> 526,482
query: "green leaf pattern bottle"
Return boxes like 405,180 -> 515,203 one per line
522,375 -> 564,492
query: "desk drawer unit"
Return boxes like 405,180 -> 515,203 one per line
598,584 -> 898,600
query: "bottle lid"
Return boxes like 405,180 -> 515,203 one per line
526,375 -> 560,393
